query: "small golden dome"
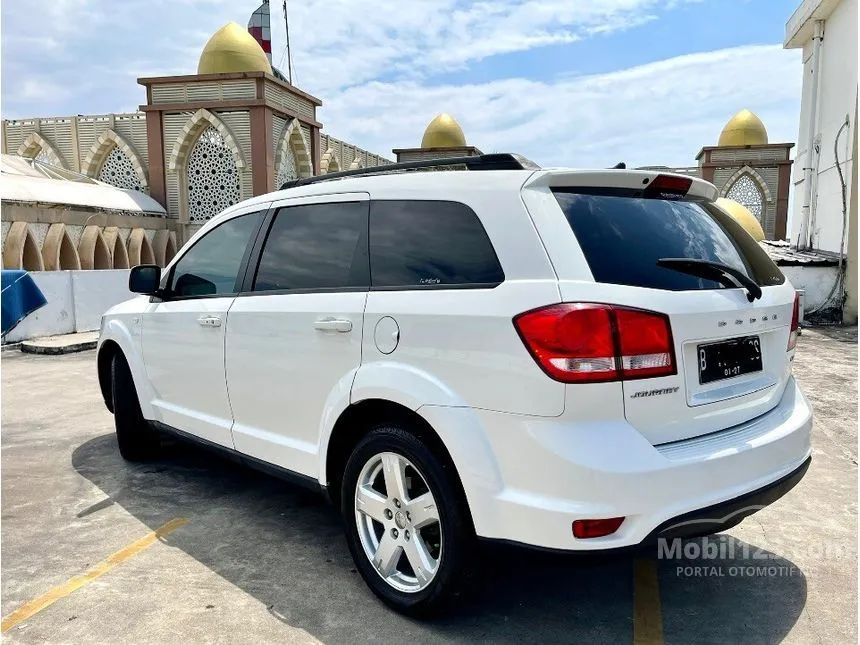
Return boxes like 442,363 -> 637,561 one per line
716,197 -> 765,241
198,22 -> 273,76
421,114 -> 467,149
718,109 -> 768,147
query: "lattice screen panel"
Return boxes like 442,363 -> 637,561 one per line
725,175 -> 763,218
98,147 -> 143,191
187,127 -> 241,222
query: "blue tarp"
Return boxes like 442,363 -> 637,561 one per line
1,270 -> 48,337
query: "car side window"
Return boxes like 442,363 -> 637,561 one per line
252,201 -> 369,292
369,200 -> 504,288
169,213 -> 260,298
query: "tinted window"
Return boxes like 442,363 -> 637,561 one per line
554,191 -> 785,291
253,201 -> 368,291
170,213 -> 259,297
370,200 -> 504,288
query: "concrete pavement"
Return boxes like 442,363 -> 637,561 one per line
1,327 -> 856,644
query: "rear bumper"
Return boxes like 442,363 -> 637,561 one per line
481,455 -> 811,555
643,453 -> 810,542
454,377 -> 812,551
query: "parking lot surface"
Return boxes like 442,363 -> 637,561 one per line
1,327 -> 857,644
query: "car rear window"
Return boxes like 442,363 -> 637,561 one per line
553,190 -> 785,291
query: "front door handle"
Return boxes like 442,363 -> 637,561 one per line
197,315 -> 222,328
313,317 -> 353,333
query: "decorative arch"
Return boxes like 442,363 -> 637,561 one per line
42,223 -> 81,270
81,129 -> 148,189
152,230 -> 177,267
721,165 -> 772,203
3,222 -> 44,271
349,156 -> 364,170
103,227 -> 129,269
168,108 -> 246,173
275,118 -> 312,186
127,228 -> 156,266
723,170 -> 769,221
320,148 -> 341,174
16,132 -> 67,169
78,225 -> 112,270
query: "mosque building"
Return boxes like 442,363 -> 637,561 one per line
1,14 -> 791,273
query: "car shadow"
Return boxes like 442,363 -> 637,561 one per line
71,434 -> 807,644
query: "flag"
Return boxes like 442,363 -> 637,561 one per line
247,0 -> 272,64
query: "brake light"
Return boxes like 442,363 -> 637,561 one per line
643,174 -> 692,199
573,517 -> 625,539
788,292 -> 800,350
513,303 -> 676,383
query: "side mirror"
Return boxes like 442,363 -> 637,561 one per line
129,265 -> 162,295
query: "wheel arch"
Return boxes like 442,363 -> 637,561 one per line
324,399 -> 471,518
97,319 -> 156,419
97,339 -> 121,413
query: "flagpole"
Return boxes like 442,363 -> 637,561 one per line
283,0 -> 293,85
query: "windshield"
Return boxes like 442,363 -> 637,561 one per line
553,190 -> 785,291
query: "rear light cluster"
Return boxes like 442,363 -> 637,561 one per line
788,292 -> 800,350
513,303 -> 676,383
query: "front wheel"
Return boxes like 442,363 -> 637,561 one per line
341,426 -> 473,616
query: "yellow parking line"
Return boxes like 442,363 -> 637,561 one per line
633,557 -> 664,645
1,517 -> 189,633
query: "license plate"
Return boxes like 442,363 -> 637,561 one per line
698,336 -> 762,384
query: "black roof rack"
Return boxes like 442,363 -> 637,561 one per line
279,152 -> 541,190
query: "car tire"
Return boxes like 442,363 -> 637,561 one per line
111,353 -> 159,461
341,424 -> 474,617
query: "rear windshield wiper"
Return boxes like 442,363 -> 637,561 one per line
657,258 -> 762,302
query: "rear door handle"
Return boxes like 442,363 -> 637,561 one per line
197,315 -> 222,328
313,318 -> 353,333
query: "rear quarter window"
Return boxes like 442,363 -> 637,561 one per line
553,190 -> 785,291
369,200 -> 504,289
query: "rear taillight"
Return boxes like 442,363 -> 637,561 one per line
788,292 -> 800,350
513,303 -> 676,383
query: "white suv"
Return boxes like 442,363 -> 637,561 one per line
97,154 -> 812,616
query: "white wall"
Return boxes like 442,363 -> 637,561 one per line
782,263 -> 841,314
4,270 -> 133,342
788,0 -> 858,252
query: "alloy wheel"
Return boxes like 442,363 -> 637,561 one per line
354,451 -> 442,593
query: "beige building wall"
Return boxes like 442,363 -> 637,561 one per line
1,203 -> 179,270
3,114 -> 150,187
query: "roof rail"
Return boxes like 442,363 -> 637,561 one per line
279,152 -> 541,190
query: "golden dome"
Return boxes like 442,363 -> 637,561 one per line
716,197 -> 765,241
718,109 -> 768,147
421,113 -> 467,149
197,22 -> 273,76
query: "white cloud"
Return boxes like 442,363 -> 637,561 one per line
0,0 -> 801,169
319,44 -> 802,168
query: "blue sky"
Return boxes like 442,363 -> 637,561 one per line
2,0 -> 804,169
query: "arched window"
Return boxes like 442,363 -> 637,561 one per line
276,145 -> 298,188
725,175 -> 763,218
34,148 -> 53,165
98,147 -> 144,192
186,126 -> 241,223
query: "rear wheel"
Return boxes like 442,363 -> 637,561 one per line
111,353 -> 159,461
341,425 -> 473,616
